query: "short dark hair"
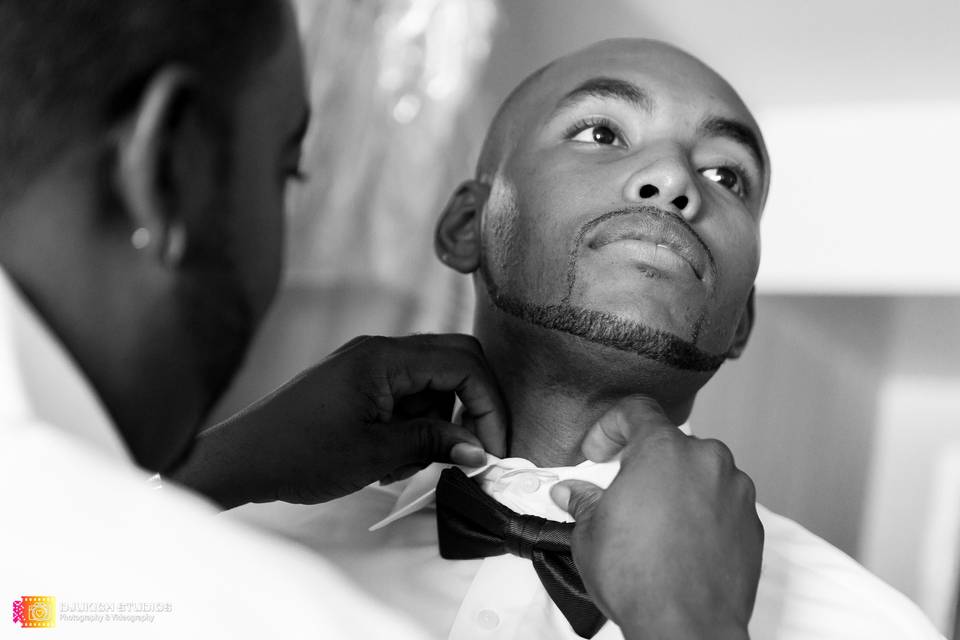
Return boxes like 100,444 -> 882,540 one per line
0,0 -> 284,206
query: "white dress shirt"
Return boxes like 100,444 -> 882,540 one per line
232,454 -> 945,640
0,269 -> 427,639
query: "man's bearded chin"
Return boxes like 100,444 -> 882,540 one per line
479,265 -> 727,373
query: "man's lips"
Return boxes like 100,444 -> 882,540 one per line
584,208 -> 713,282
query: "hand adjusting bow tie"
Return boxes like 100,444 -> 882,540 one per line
435,467 -> 607,638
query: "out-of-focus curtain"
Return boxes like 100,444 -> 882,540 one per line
211,0 -> 497,419
288,0 -> 495,328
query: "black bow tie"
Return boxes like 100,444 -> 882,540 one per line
435,467 -> 607,638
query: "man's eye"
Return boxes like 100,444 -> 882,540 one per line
701,166 -> 745,197
568,120 -> 625,147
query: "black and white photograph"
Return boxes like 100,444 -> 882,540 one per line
2,0 -> 958,638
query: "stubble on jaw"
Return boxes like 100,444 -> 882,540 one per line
478,192 -> 727,372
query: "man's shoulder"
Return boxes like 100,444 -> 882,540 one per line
753,503 -> 944,639
1,423 -> 428,639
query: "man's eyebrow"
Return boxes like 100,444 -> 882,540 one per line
698,116 -> 766,173
554,77 -> 653,114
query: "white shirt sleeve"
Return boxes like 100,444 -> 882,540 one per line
752,504 -> 946,640
0,421 -> 429,639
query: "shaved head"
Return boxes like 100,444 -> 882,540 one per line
476,61 -> 554,181
0,0 -> 285,208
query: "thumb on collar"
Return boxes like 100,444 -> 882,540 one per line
551,479 -> 604,521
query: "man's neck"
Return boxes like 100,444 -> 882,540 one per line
506,378 -> 620,467
474,314 -> 700,467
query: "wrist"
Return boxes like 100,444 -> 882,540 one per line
167,419 -> 263,510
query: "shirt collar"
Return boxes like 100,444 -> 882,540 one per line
370,422 -> 692,531
369,455 -> 621,531
0,268 -> 129,461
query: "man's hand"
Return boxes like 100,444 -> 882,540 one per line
171,334 -> 507,509
550,396 -> 762,640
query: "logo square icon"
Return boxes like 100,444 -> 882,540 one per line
12,596 -> 56,628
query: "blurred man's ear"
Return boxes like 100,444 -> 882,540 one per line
434,180 -> 489,274
727,287 -> 755,359
113,65 -> 218,269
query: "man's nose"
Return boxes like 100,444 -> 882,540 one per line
622,154 -> 702,221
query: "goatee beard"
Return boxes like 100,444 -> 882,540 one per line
481,270 -> 727,372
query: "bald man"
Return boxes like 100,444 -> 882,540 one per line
229,39 -> 943,639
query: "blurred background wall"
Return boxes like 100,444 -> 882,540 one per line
211,1 -> 960,635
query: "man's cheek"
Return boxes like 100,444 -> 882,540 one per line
527,223 -> 578,303
700,281 -> 755,350
500,251 -> 562,303
708,228 -> 759,297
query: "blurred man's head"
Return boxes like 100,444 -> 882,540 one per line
437,39 -> 768,415
0,0 -> 309,468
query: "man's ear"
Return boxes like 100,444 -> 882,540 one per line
727,287 -> 755,359
435,179 -> 489,274
113,65 -> 217,268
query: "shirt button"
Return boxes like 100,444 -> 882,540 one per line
518,475 -> 541,493
477,609 -> 500,630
